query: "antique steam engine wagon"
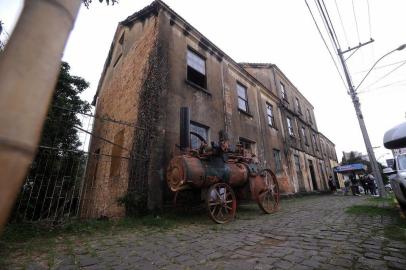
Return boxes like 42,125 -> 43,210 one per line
166,108 -> 280,223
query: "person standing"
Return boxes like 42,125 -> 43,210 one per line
360,175 -> 369,195
368,174 -> 377,196
350,174 -> 358,196
328,176 -> 336,192
344,178 -> 350,196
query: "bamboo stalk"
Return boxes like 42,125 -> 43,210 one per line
0,0 -> 81,234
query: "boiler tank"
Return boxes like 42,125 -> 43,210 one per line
166,155 -> 249,192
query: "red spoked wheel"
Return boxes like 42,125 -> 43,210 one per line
207,183 -> 237,224
257,169 -> 280,214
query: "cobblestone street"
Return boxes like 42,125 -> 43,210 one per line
5,195 -> 406,270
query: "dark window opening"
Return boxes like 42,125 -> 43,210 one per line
287,117 -> 294,136
239,137 -> 256,155
307,109 -> 313,124
280,82 -> 287,100
296,97 -> 302,114
187,49 -> 206,89
313,134 -> 319,151
237,83 -> 249,112
92,148 -> 100,184
294,155 -> 301,173
110,129 -> 124,177
266,103 -> 275,127
273,149 -> 282,171
113,53 -> 122,67
301,126 -> 308,145
190,121 -> 209,149
119,32 -> 125,45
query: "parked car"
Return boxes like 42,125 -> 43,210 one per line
383,122 -> 406,210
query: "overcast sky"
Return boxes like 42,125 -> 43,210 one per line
1,0 -> 405,164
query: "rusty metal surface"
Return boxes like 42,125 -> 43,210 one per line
207,183 -> 236,224
166,122 -> 280,223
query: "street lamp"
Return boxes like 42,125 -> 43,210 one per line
355,44 -> 406,91
337,43 -> 406,197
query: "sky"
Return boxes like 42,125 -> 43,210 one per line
1,0 -> 405,164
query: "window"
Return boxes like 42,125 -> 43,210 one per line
294,155 -> 301,174
307,109 -> 313,124
321,140 -> 326,156
301,127 -> 308,145
280,82 -> 287,100
190,122 -> 209,149
286,117 -> 294,136
91,149 -> 100,184
312,134 -> 319,151
295,97 -> 302,114
237,83 -> 249,113
113,32 -> 125,68
266,103 -> 275,127
398,154 -> 406,170
110,129 -> 124,177
239,137 -> 256,155
273,149 -> 282,171
119,32 -> 125,45
187,49 -> 206,88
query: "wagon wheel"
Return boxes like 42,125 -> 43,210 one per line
257,169 -> 280,214
207,183 -> 236,224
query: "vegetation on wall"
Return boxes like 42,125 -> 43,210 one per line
11,62 -> 91,222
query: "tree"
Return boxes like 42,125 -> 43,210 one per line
12,62 -> 91,222
0,0 -> 116,233
40,62 -> 90,149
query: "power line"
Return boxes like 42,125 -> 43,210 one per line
334,0 -> 349,48
314,0 -> 339,52
361,61 -> 406,90
304,0 -> 347,90
366,0 -> 372,38
352,0 -> 361,42
358,80 -> 406,94
355,59 -> 406,74
321,0 -> 341,49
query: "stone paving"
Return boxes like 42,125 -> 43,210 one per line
5,195 -> 406,269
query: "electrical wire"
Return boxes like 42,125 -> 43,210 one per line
314,0 -> 339,52
321,0 -> 341,49
352,0 -> 361,42
358,81 -> 406,94
359,79 -> 406,93
334,0 -> 349,48
355,59 -> 406,74
304,0 -> 347,90
361,61 -> 406,90
366,0 -> 372,38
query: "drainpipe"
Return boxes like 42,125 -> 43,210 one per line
220,59 -> 228,134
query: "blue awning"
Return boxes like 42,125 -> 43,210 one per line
334,163 -> 366,173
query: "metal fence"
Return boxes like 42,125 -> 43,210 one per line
10,106 -> 144,223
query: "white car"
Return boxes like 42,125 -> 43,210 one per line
383,122 -> 406,210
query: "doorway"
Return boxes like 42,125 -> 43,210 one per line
308,159 -> 318,190
294,155 -> 306,192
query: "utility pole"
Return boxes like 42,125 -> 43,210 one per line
313,0 -> 386,196
337,47 -> 386,197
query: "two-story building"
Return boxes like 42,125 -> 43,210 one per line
81,0 -> 340,218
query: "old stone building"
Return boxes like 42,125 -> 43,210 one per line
82,0 -> 341,218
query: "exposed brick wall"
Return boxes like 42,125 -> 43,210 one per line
81,16 -> 159,218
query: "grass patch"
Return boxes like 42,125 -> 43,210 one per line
385,224 -> 406,242
346,196 -> 406,242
